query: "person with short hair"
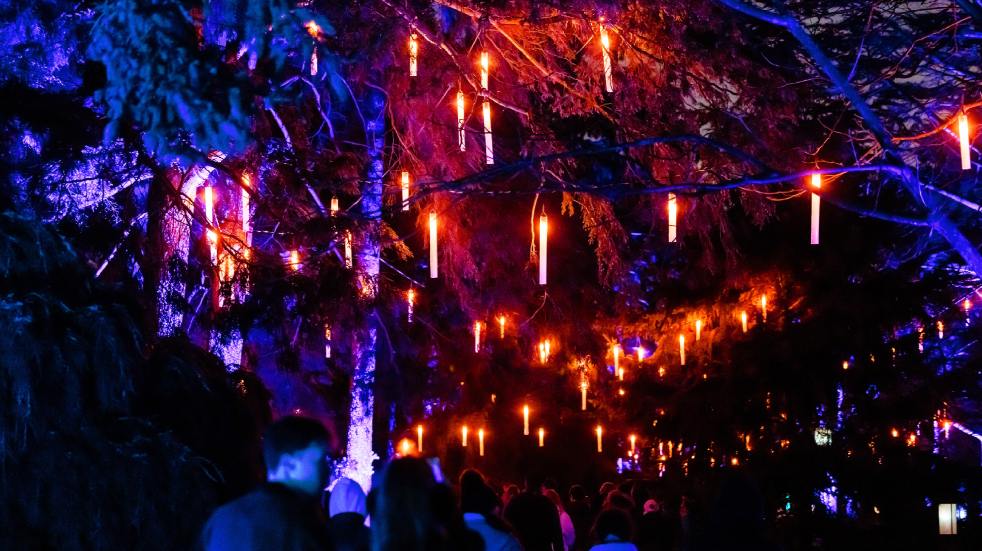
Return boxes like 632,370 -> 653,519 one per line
199,416 -> 333,550
459,469 -> 521,551
589,508 -> 638,551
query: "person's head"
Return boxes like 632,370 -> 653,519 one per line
604,490 -> 635,513
543,488 -> 564,512
459,469 -> 499,515
371,457 -> 438,551
569,484 -> 586,503
592,507 -> 634,544
502,484 -> 520,506
263,416 -> 331,497
329,477 -> 367,518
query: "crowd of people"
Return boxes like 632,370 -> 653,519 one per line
200,416 -> 777,551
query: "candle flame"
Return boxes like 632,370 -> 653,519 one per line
810,173 -> 822,190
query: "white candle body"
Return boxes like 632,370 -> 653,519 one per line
409,34 -> 418,77
600,28 -> 613,93
478,429 -> 485,456
679,335 -> 686,366
462,426 -> 468,447
667,192 -> 677,243
596,426 -> 603,453
483,101 -> 493,165
959,114 -> 971,170
538,428 -> 545,447
429,212 -> 438,278
695,319 -> 702,341
401,171 -> 410,211
810,192 -> 821,245
457,91 -> 466,151
417,426 -> 423,453
581,384 -> 587,411
523,405 -> 529,436
539,214 -> 548,285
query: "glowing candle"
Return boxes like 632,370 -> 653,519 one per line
539,342 -> 546,364
474,321 -> 482,353
204,186 -> 217,263
545,339 -> 551,358
344,231 -> 353,269
695,319 -> 702,341
407,288 -> 415,322
461,425 -> 468,447
629,434 -> 636,454
417,424 -> 423,453
741,311 -> 748,333
618,367 -> 624,381
937,320 -> 944,339
330,196 -> 339,215
760,295 -> 767,322
409,31 -> 418,77
539,214 -> 548,285
523,404 -> 530,435
241,174 -> 251,238
613,343 -> 621,375
478,428 -> 485,456
600,24 -> 613,93
498,315 -> 506,338
480,51 -> 489,91
679,334 -> 686,366
842,360 -> 849,370
637,346 -> 645,362
457,91 -> 466,151
483,100 -> 493,165
290,250 -> 300,271
401,170 -> 410,211
398,438 -> 412,457
596,425 -> 603,453
667,192 -> 677,243
810,173 -> 821,245
580,381 -> 588,411
429,211 -> 438,278
324,324 -> 332,358
538,427 -> 545,447
959,113 -> 971,170
918,326 -> 924,353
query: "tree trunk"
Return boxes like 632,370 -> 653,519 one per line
340,88 -> 386,490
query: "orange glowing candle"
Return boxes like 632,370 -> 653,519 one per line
398,437 -> 412,457
538,427 -> 545,447
407,288 -> 415,322
613,343 -> 621,374
667,192 -> 677,243
695,319 -> 702,341
241,174 -> 251,239
429,211 -> 438,278
600,24 -> 613,93
679,334 -> 686,366
596,425 -> 603,453
417,424 -> 424,453
760,295 -> 767,322
629,433 -> 636,454
580,381 -> 588,411
401,170 -> 410,211
461,425 -> 468,447
344,231 -> 353,269
523,404 -> 530,436
474,321 -> 482,353
409,31 -> 418,77
937,320 -> 944,339
324,325 -> 332,359
498,315 -> 506,338
741,311 -> 748,333
330,196 -> 339,215
290,250 -> 300,271
480,51 -> 489,91
637,346 -> 645,362
483,100 -> 493,165
959,113 -> 971,170
457,91 -> 466,151
478,428 -> 485,456
810,173 -> 822,245
539,214 -> 548,285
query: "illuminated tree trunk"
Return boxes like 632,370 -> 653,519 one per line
340,89 -> 385,490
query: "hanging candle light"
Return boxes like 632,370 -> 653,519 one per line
618,367 -> 625,381
636,345 -> 646,363
324,324 -> 332,358
959,113 -> 971,170
918,326 -> 925,353
406,288 -> 415,323
429,211 -> 438,278
478,428 -> 485,456
741,310 -> 748,333
668,192 -> 678,243
305,21 -> 321,76
760,295 -> 767,322
523,404 -> 530,436
937,320 -> 944,339
408,31 -> 418,78
241,174 -> 251,241
417,424 -> 424,454
480,51 -> 489,91
538,427 -> 545,447
965,298 -> 973,324
401,170 -> 410,211
289,250 -> 301,271
457,90 -> 466,151
613,344 -> 621,378
539,213 -> 548,285
474,321 -> 483,353
330,196 -> 340,215
461,425 -> 468,447
679,334 -> 686,366
204,186 -> 217,264
596,425 -> 603,453
580,380 -> 588,411
599,21 -> 613,93
483,100 -> 494,165
344,231 -> 353,269
695,319 -> 703,341
810,173 -> 822,245
629,434 -> 637,454
498,315 -> 506,338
